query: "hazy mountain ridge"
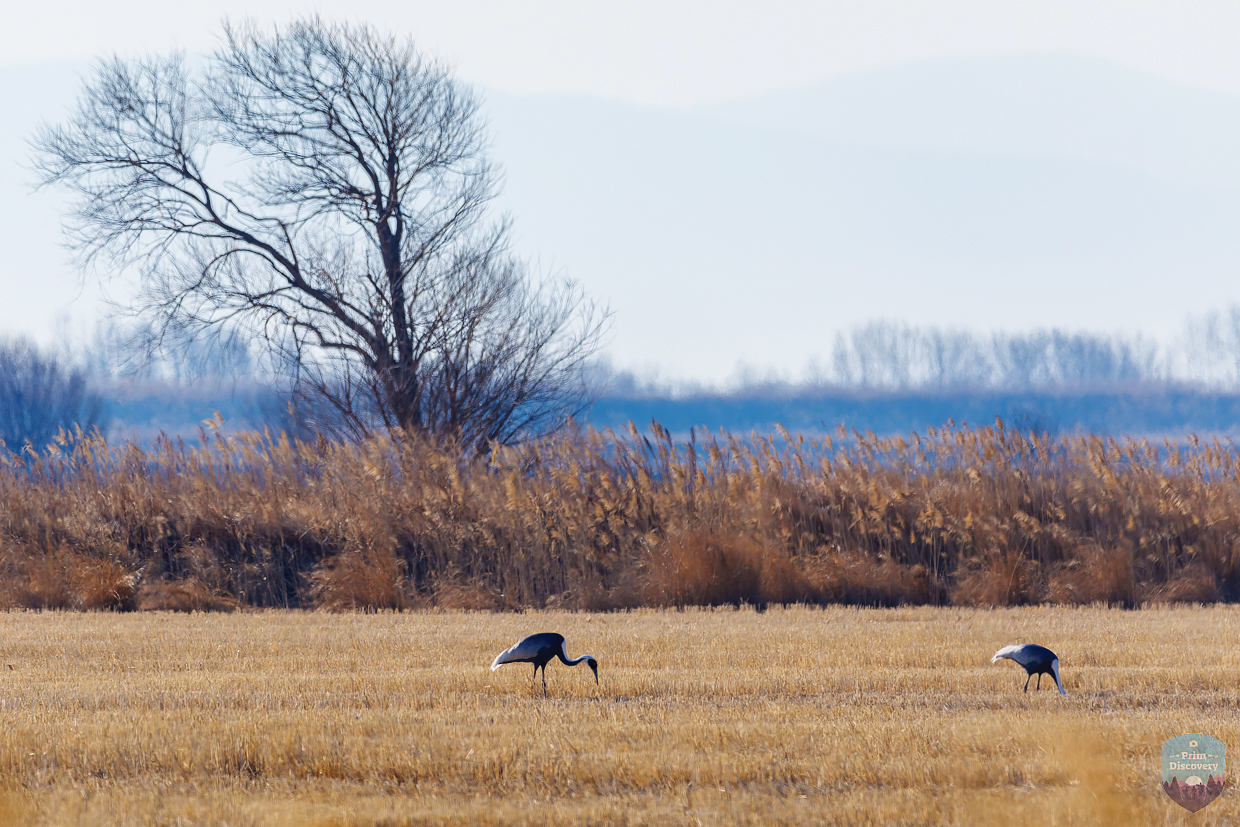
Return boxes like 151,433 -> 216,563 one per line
691,53 -> 1240,190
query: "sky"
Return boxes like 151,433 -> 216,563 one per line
10,1 -> 1240,104
5,2 -> 1240,384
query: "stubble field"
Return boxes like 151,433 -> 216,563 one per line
0,606 -> 1236,826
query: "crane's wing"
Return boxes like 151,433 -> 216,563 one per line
490,636 -> 544,670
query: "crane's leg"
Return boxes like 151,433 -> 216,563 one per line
1037,674 -> 1043,690
542,665 -> 548,696
1023,674 -> 1031,692
532,664 -> 537,687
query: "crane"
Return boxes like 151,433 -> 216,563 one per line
991,644 -> 1066,694
490,632 -> 598,693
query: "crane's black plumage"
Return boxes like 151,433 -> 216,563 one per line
991,644 -> 1066,694
490,632 -> 598,692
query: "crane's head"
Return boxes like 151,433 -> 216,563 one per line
586,657 -> 598,684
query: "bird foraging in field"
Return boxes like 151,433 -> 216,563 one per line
490,632 -> 598,693
991,644 -> 1066,694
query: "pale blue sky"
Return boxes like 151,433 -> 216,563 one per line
5,3 -> 1240,383
8,1 -> 1240,103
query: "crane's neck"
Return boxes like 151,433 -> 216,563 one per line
555,641 -> 598,683
1051,659 -> 1066,695
556,641 -> 595,669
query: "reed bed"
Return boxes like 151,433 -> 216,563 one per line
0,421 -> 1238,611
0,606 -> 1236,825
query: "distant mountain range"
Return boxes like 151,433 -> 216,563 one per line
692,53 -> 1240,190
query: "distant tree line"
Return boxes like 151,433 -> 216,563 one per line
823,321 -> 1164,391
8,307 -> 1240,450
0,338 -> 103,451
607,308 -> 1240,399
824,310 -> 1240,392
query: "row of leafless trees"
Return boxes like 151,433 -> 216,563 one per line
10,308 -> 1240,449
816,313 -> 1240,392
603,313 -> 1240,399
823,322 -> 1160,391
0,339 -> 102,451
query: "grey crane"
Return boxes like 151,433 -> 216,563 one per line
991,644 -> 1066,694
490,632 -> 598,693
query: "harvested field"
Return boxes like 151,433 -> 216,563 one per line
0,605 -> 1236,825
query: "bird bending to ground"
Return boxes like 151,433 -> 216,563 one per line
991,644 -> 1066,694
490,632 -> 598,693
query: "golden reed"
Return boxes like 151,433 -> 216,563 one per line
1,419 -> 1236,611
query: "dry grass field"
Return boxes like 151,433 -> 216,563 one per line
0,606 -> 1236,826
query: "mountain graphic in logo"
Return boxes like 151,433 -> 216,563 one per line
1162,733 -> 1227,813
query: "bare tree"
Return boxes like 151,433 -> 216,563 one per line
34,18 -> 607,449
0,338 -> 104,451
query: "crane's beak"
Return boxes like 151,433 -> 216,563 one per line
589,660 -> 599,684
